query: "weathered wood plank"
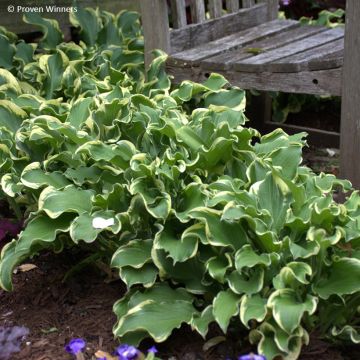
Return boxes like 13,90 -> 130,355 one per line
165,64 -> 342,96
309,50 -> 343,71
269,38 -> 344,72
190,0 -> 206,23
170,0 -> 187,28
340,0 -> 360,188
141,0 -> 170,67
242,0 -> 255,8
0,0 -> 140,34
233,27 -> 344,72
209,0 -> 223,18
226,0 -> 239,12
170,3 -> 268,52
170,19 -> 298,64
202,24 -> 326,70
266,0 -> 279,20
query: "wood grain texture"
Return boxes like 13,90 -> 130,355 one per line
170,3 -> 268,52
166,64 -> 342,95
209,0 -> 223,18
170,19 -> 298,64
340,0 -> 360,188
226,0 -> 239,12
233,27 -> 344,72
266,0 -> 279,20
202,24 -> 326,70
170,0 -> 187,28
269,38 -> 344,72
242,0 -> 255,7
190,0 -> 206,23
140,0 -> 170,67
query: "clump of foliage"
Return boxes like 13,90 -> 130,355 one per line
0,8 -> 359,360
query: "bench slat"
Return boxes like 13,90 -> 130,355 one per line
165,64 -> 342,96
171,19 -> 298,63
270,38 -> 344,72
209,0 -> 223,18
190,0 -> 206,23
202,24 -> 327,70
170,0 -> 187,28
226,0 -> 239,12
242,0 -> 255,8
233,27 -> 344,71
170,3 -> 268,52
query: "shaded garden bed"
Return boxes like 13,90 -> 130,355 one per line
1,250 -> 359,360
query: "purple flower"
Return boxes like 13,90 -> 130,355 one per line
0,326 -> 29,360
114,344 -> 139,360
64,338 -> 86,355
238,354 -> 266,360
147,345 -> 158,354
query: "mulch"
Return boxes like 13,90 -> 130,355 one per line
1,249 -> 359,360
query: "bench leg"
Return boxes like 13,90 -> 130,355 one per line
246,92 -> 272,133
339,0 -> 360,189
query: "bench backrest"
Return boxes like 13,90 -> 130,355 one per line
141,0 -> 278,64
170,0 -> 277,28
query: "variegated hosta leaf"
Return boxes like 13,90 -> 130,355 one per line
23,12 -> 63,49
227,267 -> 264,296
234,245 -> 278,271
268,289 -> 318,334
38,185 -> 94,218
0,69 -> 22,95
154,224 -> 198,264
313,257 -> 360,299
205,253 -> 232,283
240,294 -> 268,328
190,305 -> 215,338
0,99 -> 27,132
111,239 -> 153,269
70,211 -> 121,243
113,284 -> 197,344
21,162 -> 70,189
273,262 -> 312,290
250,320 -> 309,360
213,289 -> 241,333
332,325 -> 360,344
189,207 -> 248,250
0,213 -> 73,290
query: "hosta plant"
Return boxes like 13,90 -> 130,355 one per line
0,8 -> 359,360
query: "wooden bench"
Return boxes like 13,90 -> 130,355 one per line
141,0 -> 360,189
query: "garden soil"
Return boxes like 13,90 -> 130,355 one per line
1,250 -> 359,360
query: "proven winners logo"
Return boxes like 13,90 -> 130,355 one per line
8,5 -> 78,13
